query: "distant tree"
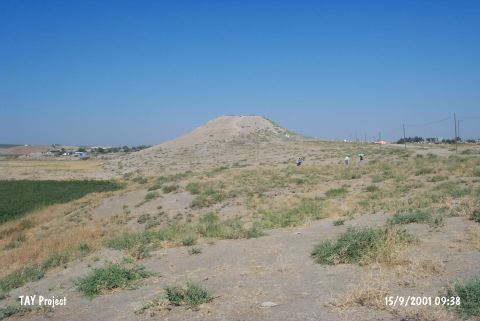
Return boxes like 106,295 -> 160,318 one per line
397,136 -> 424,144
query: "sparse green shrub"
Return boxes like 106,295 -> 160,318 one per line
189,247 -> 202,255
432,182 -> 471,199
41,251 -> 71,270
0,304 -> 30,320
197,213 -> 263,239
415,167 -> 434,176
132,177 -> 148,184
311,227 -> 413,265
388,211 -> 431,225
106,213 -> 263,252
471,207 -> 480,223
148,172 -> 192,191
448,275 -> 480,319
333,219 -> 345,226
428,175 -> 448,182
129,243 -> 152,260
258,198 -> 326,228
162,184 -> 179,194
42,243 -> 91,270
431,215 -> 445,227
186,182 -> 201,194
137,213 -> 151,224
165,282 -> 212,307
325,187 -> 348,198
473,167 -> 480,177
0,265 -> 44,293
144,191 -> 160,201
366,185 -> 380,193
181,236 -> 196,246
77,262 -> 152,298
190,186 -> 225,208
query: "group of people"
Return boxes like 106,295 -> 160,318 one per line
295,154 -> 365,167
344,154 -> 364,166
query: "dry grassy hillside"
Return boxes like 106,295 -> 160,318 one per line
1,116 -> 480,321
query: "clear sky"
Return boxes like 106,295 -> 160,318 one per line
1,0 -> 479,146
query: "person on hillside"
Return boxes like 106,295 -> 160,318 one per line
344,156 -> 350,166
296,157 -> 303,166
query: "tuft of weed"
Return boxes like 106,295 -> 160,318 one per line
165,282 -> 212,307
415,167 -> 434,176
129,243 -> 152,260
76,262 -> 152,298
258,198 -> 326,228
0,304 -> 30,320
311,227 -> 413,265
333,219 -> 345,226
0,265 -> 44,293
181,236 -> 196,246
185,182 -> 201,195
473,166 -> 480,177
148,172 -> 192,191
41,243 -> 92,271
197,213 -> 263,239
162,184 -> 179,194
325,187 -> 348,198
189,247 -> 202,255
471,207 -> 480,223
144,191 -> 160,201
428,175 -> 448,183
190,186 -> 225,208
448,275 -> 480,319
432,182 -> 471,199
366,185 -> 380,193
388,211 -> 431,225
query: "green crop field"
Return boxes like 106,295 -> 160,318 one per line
0,180 -> 124,224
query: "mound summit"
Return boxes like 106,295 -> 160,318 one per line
144,115 -> 296,152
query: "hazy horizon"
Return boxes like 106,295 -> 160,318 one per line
1,1 -> 479,146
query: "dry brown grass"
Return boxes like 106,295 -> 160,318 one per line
467,224 -> 480,251
0,191 -> 126,277
331,269 -> 389,311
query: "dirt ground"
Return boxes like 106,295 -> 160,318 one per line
4,214 -> 479,321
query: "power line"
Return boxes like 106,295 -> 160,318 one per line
404,116 -> 452,128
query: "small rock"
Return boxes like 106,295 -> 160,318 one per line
260,301 -> 278,308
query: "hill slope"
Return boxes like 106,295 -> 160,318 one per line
113,115 -> 302,176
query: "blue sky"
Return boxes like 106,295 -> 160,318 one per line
1,0 -> 479,146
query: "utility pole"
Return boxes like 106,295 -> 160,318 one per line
457,120 -> 461,141
454,113 -> 458,154
402,124 -> 406,149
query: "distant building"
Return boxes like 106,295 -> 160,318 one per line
74,151 -> 89,158
45,150 -> 62,156
373,140 -> 389,145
